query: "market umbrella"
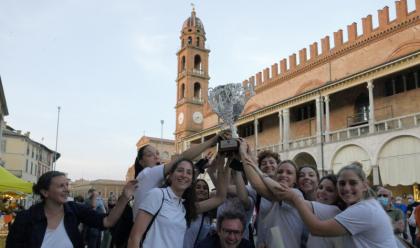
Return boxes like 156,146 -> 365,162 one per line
0,167 -> 32,194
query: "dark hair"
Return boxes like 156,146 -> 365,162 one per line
216,207 -> 246,232
164,159 -> 197,227
134,145 -> 151,178
195,179 -> 210,201
33,171 -> 66,200
257,150 -> 280,167
297,164 -> 320,181
74,195 -> 85,203
318,174 -> 346,210
297,164 -> 320,199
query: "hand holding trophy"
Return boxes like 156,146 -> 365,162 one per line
208,82 -> 254,170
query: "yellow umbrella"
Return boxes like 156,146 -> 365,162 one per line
0,166 -> 32,194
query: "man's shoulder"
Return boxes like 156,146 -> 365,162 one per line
238,238 -> 254,248
195,233 -> 220,248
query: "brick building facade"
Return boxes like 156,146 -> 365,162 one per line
175,1 -> 420,198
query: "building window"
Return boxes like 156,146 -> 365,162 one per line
194,82 -> 201,99
181,56 -> 186,71
188,36 -> 192,45
293,103 -> 315,122
1,140 -> 5,153
25,160 -> 28,172
384,69 -> 419,96
27,145 -> 30,155
238,121 -> 263,138
30,162 -> 33,174
180,83 -> 185,99
196,37 -> 200,47
194,55 -> 202,70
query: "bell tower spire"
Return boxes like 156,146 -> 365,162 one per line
175,7 -> 210,153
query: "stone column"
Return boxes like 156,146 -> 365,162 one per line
254,117 -> 259,152
0,119 -> 4,166
324,95 -> 330,142
283,108 -> 290,150
278,110 -> 283,150
315,97 -> 323,143
367,80 -> 375,133
372,165 -> 380,185
201,135 -> 205,158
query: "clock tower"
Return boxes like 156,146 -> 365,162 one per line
175,7 -> 209,153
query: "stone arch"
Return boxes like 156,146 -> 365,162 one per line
331,144 -> 371,176
194,82 -> 201,99
293,152 -> 317,168
377,135 -> 420,186
194,55 -> 202,70
387,40 -> 420,61
181,56 -> 186,71
180,83 -> 185,99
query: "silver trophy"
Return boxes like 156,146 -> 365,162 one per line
208,82 -> 255,152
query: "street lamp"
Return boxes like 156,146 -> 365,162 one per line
160,120 -> 164,147
53,106 -> 61,171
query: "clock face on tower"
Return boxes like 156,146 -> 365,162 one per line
178,112 -> 184,125
193,111 -> 203,124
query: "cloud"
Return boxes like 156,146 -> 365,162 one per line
132,33 -> 172,75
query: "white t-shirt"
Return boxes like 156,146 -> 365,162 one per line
247,185 -> 273,246
41,218 -> 73,248
133,164 -> 165,219
183,213 -> 212,248
264,188 -> 305,248
139,187 -> 186,248
308,201 -> 344,248
335,198 -> 398,248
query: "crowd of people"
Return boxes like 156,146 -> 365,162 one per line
5,131 -> 420,248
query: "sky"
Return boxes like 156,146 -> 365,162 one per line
0,0 -> 411,181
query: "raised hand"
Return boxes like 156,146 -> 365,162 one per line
272,183 -> 298,203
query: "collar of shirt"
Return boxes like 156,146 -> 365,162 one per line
166,187 -> 185,205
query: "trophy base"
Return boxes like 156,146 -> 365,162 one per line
219,139 -> 239,153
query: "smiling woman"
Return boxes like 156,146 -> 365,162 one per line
128,159 -> 197,248
6,170 -> 137,248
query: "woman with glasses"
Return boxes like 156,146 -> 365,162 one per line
183,154 -> 230,248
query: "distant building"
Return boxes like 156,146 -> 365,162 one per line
70,178 -> 126,201
2,125 -> 60,183
0,76 -> 9,167
175,2 -> 420,199
125,136 -> 175,181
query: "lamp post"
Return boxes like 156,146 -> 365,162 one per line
53,106 -> 61,171
160,120 -> 164,147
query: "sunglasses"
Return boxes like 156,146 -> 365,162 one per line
377,194 -> 389,197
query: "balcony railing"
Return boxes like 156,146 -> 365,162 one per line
256,112 -> 420,152
375,112 -> 420,133
192,97 -> 204,104
192,69 -> 206,77
256,144 -> 282,154
289,136 -> 317,150
328,124 -> 370,142
177,69 -> 207,79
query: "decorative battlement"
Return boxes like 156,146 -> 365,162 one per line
242,0 -> 420,91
